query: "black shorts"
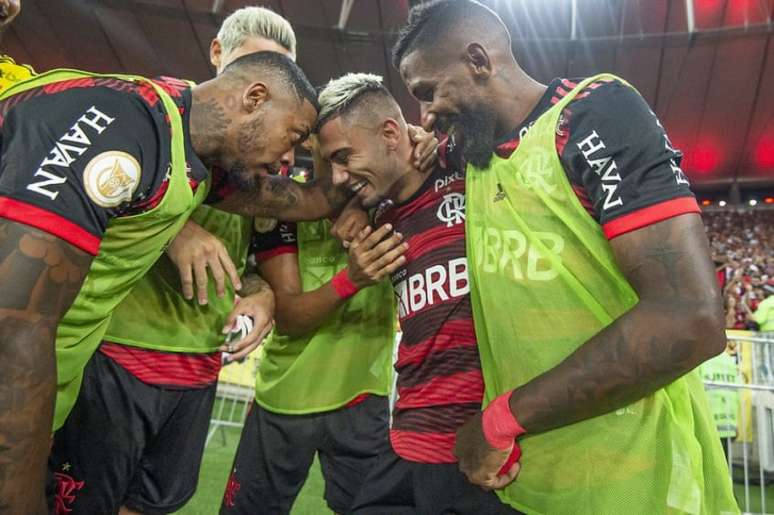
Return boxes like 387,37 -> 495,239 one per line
350,447 -> 523,515
220,396 -> 390,515
49,351 -> 216,515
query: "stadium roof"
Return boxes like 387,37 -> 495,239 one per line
5,0 -> 774,188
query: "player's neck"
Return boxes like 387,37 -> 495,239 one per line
189,84 -> 225,167
493,67 -> 547,139
392,160 -> 426,204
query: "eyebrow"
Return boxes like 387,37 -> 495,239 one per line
329,148 -> 351,162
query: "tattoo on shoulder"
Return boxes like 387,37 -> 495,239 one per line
0,221 -> 92,318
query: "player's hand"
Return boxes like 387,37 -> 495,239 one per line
408,124 -> 439,173
347,223 -> 407,288
0,0 -> 21,28
166,219 -> 241,305
331,199 -> 370,249
219,290 -> 275,362
454,413 -> 521,491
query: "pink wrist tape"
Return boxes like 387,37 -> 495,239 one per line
331,268 -> 360,299
482,390 -> 527,450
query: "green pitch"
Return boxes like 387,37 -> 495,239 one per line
177,426 -> 773,514
175,426 -> 332,515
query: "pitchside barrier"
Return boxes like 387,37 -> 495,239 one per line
206,330 -> 774,514
704,330 -> 774,515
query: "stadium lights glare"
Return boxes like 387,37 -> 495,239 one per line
749,199 -> 758,206
719,200 -> 727,207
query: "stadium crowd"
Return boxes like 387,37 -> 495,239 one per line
703,209 -> 774,330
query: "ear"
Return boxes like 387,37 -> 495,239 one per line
381,118 -> 402,150
464,43 -> 492,80
243,82 -> 269,113
210,39 -> 222,71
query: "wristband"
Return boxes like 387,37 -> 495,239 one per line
331,268 -> 360,299
498,445 -> 522,476
482,390 -> 527,450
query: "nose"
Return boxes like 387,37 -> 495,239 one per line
330,164 -> 350,186
279,149 -> 295,176
280,149 -> 295,168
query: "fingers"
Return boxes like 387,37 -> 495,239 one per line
410,130 -> 439,172
331,215 -> 365,249
365,238 -> 407,278
358,223 -> 394,252
349,225 -> 373,251
422,112 -> 437,133
372,247 -> 408,280
193,260 -> 209,305
219,250 -> 242,293
179,264 -> 195,301
418,141 -> 438,172
222,320 -> 273,362
209,257 -> 227,299
491,462 -> 521,490
221,310 -> 238,335
460,454 -> 520,491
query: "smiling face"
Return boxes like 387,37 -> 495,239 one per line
400,49 -> 499,168
317,116 -> 409,209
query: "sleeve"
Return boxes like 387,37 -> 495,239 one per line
558,79 -> 699,240
0,86 -> 164,255
250,221 -> 298,263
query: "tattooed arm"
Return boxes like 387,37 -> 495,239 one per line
209,171 -> 352,221
455,214 -> 726,488
0,221 -> 93,515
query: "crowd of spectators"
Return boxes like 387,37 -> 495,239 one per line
703,209 -> 774,331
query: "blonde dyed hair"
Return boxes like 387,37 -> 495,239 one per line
217,6 -> 297,60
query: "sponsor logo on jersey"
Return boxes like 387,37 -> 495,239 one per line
27,106 -> 116,201
82,151 -> 140,208
253,217 -> 278,233
653,113 -> 690,186
437,192 -> 465,228
576,130 -> 623,211
493,183 -> 507,203
434,170 -> 464,192
518,146 -> 557,194
395,257 -> 469,317
471,226 -> 565,282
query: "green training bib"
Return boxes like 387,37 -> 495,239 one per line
103,206 -> 252,353
1,69 -> 208,429
254,219 -> 395,414
465,74 -> 738,514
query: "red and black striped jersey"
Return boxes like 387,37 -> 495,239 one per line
376,137 -> 480,464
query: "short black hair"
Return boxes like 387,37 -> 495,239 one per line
223,50 -> 319,112
391,0 -> 507,69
